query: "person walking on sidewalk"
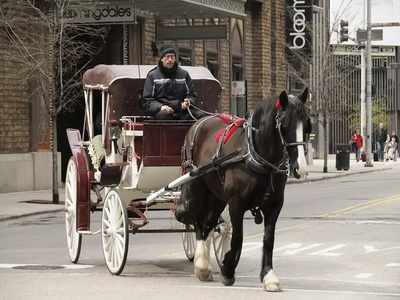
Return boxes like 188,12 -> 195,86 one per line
374,122 -> 387,162
351,129 -> 363,162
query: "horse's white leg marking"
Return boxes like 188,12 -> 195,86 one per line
194,235 -> 213,281
263,269 -> 281,292
296,121 -> 308,177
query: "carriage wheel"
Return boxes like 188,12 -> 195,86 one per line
102,190 -> 129,275
65,158 -> 82,263
212,206 -> 232,268
182,225 -> 196,261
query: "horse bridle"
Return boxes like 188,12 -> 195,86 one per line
274,110 -> 307,148
245,110 -> 306,175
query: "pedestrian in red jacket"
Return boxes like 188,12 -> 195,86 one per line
351,129 -> 363,162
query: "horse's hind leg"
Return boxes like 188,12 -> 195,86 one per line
260,192 -> 284,292
220,200 -> 245,286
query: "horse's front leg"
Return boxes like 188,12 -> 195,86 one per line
220,202 -> 244,286
260,192 -> 284,292
194,229 -> 214,281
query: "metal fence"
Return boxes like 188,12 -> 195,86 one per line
328,46 -> 398,153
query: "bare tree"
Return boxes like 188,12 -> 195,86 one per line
286,0 -> 359,173
0,0 -> 108,202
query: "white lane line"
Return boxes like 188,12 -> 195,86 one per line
0,264 -> 94,269
309,244 -> 346,256
281,243 -> 323,255
237,275 -> 400,287
386,263 -> 400,267
242,242 -> 262,253
364,245 -> 400,254
61,264 -> 95,269
177,284 -> 400,297
355,273 -> 373,279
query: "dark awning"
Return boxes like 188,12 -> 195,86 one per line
134,0 -> 246,18
65,1 -> 246,24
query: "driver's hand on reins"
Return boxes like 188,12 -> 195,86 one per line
181,98 -> 190,110
160,105 -> 174,113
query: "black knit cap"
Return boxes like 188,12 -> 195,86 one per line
160,46 -> 176,58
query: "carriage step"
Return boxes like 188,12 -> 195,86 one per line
78,230 -> 100,235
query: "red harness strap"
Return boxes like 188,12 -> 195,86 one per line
214,114 -> 246,144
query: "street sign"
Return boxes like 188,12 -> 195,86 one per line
356,29 -> 383,42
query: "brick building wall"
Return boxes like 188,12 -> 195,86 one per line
0,2 -> 31,154
1,0 -> 288,154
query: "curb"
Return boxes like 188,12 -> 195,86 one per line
287,167 -> 391,185
0,209 -> 64,223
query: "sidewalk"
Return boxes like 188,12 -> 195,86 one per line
0,158 -> 398,222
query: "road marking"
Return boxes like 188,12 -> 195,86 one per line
281,243 -> 323,255
386,263 -> 400,267
364,245 -> 400,254
309,244 -> 346,256
159,224 -> 309,258
355,273 -> 373,279
318,194 -> 400,218
0,264 -> 94,270
177,284 -> 400,297
242,242 -> 262,253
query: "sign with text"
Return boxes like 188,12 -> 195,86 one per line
63,2 -> 150,24
286,0 -> 313,51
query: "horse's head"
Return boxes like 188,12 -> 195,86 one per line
275,88 -> 311,179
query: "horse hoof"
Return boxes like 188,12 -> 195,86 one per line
221,275 -> 235,286
195,268 -> 213,282
264,282 -> 281,292
263,270 -> 281,292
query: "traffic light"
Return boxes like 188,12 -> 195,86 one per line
340,20 -> 349,42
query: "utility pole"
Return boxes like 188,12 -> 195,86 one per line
365,0 -> 373,167
360,48 -> 366,140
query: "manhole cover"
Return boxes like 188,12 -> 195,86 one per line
13,265 -> 65,270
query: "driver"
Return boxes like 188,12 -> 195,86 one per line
142,46 -> 196,120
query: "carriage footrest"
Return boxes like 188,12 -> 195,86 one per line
100,163 -> 126,186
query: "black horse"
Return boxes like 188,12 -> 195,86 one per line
176,89 -> 310,291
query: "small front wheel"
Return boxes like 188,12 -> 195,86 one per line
102,190 -> 129,275
182,225 -> 196,261
212,206 -> 232,268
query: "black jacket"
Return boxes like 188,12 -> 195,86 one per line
142,63 -> 196,116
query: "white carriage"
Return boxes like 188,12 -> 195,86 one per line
64,64 -> 231,274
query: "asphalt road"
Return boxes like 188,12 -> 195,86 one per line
0,169 -> 399,300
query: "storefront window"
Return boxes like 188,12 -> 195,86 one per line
231,22 -> 246,116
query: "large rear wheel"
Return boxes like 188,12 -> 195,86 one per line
102,190 -> 129,275
65,158 -> 82,263
212,206 -> 232,268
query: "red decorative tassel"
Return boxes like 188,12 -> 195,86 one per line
275,99 -> 282,109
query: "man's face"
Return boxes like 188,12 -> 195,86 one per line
161,53 -> 176,69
